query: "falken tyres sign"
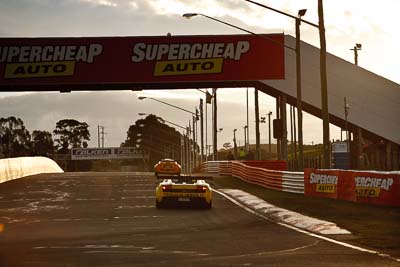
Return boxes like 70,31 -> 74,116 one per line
71,147 -> 143,160
0,34 -> 284,88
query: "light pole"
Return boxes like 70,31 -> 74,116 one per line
97,125 -> 106,148
196,89 -> 211,163
199,99 -> 204,163
350,43 -> 362,65
318,0 -> 330,168
296,9 -> 307,170
242,0 -> 330,168
138,113 -> 187,131
182,11 -> 306,167
138,96 -> 199,167
183,13 -> 294,50
212,88 -> 218,160
138,96 -> 196,116
138,113 -> 187,168
217,127 -> 223,157
97,125 -> 105,148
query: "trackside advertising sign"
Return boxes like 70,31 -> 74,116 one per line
305,169 -> 400,207
0,34 -> 284,88
350,171 -> 399,206
304,169 -> 340,199
71,147 -> 143,160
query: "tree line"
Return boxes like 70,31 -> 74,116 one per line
0,117 -> 90,158
0,115 -> 184,170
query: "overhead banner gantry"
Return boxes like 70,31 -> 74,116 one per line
0,34 -> 284,91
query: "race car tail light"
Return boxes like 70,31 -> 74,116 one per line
197,186 -> 208,192
161,185 -> 173,191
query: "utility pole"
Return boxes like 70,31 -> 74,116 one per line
233,129 -> 238,159
319,0 -> 330,168
97,125 -> 100,148
212,88 -> 218,160
188,123 -> 192,174
243,126 -> 248,152
296,14 -> 304,171
99,126 -> 105,148
192,118 -> 196,168
200,99 -> 204,163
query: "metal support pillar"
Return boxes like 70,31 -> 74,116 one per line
255,88 -> 260,160
386,142 -> 392,171
280,95 -> 288,161
276,96 -> 281,160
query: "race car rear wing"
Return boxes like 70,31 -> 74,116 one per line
155,174 -> 214,183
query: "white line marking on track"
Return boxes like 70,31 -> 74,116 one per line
213,188 -> 400,263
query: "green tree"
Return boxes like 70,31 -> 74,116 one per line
32,130 -> 54,157
124,115 -> 182,167
53,119 -> 90,153
0,116 -> 31,157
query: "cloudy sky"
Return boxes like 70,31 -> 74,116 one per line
0,0 -> 399,148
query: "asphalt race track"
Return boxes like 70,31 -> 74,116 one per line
0,173 -> 398,266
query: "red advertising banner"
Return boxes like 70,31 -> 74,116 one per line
0,34 -> 284,89
305,169 -> 400,207
351,171 -> 400,206
304,169 -> 340,199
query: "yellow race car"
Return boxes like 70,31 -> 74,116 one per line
155,177 -> 212,209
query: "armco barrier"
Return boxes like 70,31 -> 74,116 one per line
232,161 -> 283,191
202,161 -> 399,206
240,160 -> 287,171
202,160 -> 287,173
201,161 -> 220,174
201,160 -> 304,194
219,161 -> 232,176
0,156 -> 63,184
281,171 -> 305,194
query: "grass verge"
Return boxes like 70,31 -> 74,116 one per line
214,176 -> 400,257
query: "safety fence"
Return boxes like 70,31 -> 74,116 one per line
281,170 -> 305,194
201,161 -> 400,206
0,156 -> 64,184
201,161 -> 220,174
202,161 -> 304,194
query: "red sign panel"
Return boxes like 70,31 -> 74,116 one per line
305,168 -> 400,207
0,34 -> 284,88
304,169 -> 340,199
350,171 -> 400,206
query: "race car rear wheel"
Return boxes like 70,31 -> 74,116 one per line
204,201 -> 212,209
156,200 -> 164,209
